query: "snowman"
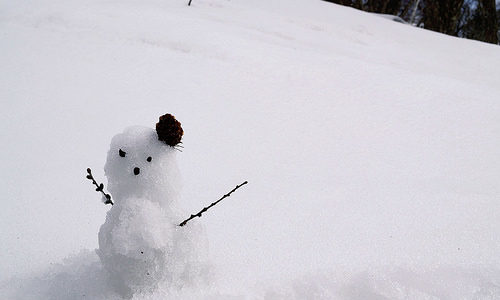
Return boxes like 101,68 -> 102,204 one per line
95,114 -> 209,297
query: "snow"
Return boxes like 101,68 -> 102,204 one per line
1,0 -> 500,298
103,126 -> 181,207
97,125 -> 209,297
375,13 -> 407,24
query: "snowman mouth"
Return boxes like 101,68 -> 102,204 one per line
133,167 -> 140,175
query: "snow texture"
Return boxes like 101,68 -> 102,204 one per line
97,126 -> 210,297
1,0 -> 500,298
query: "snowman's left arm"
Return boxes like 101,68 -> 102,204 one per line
179,181 -> 248,226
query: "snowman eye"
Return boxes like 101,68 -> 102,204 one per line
119,149 -> 126,157
146,156 -> 152,162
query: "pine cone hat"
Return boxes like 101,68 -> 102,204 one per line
156,114 -> 183,147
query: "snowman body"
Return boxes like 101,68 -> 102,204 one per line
97,126 -> 207,297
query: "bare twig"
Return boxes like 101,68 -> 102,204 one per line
179,181 -> 248,226
86,168 -> 113,205
188,0 -> 193,6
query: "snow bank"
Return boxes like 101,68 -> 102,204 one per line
1,0 -> 500,298
0,250 -> 214,300
3,253 -> 499,299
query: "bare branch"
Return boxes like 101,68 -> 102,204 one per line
86,168 -> 113,205
179,181 -> 248,226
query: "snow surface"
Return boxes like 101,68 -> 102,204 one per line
1,0 -> 500,298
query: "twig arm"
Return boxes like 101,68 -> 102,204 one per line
179,181 -> 248,226
86,168 -> 113,205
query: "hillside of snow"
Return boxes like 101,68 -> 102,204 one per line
1,0 -> 500,298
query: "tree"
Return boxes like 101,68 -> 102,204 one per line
395,0 -> 426,25
461,0 -> 499,44
321,0 -> 499,44
365,0 -> 402,14
422,0 -> 465,35
478,0 -> 498,43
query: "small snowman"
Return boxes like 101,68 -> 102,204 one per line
95,114 -> 209,297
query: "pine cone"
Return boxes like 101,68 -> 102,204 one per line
156,114 -> 183,147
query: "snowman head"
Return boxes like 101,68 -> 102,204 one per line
104,114 -> 183,207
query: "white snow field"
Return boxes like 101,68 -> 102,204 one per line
1,0 -> 500,298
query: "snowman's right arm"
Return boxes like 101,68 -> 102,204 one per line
86,168 -> 113,205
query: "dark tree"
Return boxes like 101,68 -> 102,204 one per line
365,0 -> 402,14
423,0 -> 465,35
400,0 -> 417,20
461,0 -> 499,44
324,0 -> 355,7
385,0 -> 404,15
456,1 -> 472,35
478,0 -> 499,43
321,0 -> 499,44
